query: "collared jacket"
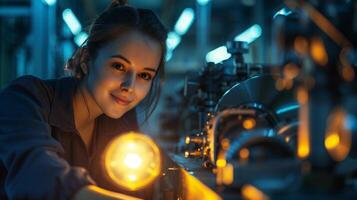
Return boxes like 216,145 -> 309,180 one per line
0,75 -> 142,199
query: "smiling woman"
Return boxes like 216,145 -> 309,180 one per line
0,0 -> 167,200
84,30 -> 162,119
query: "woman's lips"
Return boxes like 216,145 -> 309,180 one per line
111,94 -> 132,106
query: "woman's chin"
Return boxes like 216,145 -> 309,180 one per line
104,109 -> 125,119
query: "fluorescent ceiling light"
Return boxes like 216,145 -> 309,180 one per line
166,50 -> 173,61
174,8 -> 195,35
166,32 -> 181,51
205,46 -> 231,64
234,24 -> 262,44
62,8 -> 82,35
42,0 -> 56,6
197,0 -> 211,6
74,32 -> 88,46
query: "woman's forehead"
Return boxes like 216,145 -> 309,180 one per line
99,30 -> 162,69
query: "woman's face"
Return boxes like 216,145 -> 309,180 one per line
86,30 -> 162,119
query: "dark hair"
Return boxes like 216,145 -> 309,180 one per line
65,0 -> 168,121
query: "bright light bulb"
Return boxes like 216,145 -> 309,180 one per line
124,153 -> 142,169
128,174 -> 137,181
104,132 -> 161,191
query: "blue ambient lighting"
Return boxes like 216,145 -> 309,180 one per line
234,24 -> 262,44
206,46 -> 232,64
174,8 -> 195,35
62,8 -> 82,35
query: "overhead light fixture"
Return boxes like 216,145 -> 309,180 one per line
42,0 -> 56,6
234,24 -> 262,44
197,0 -> 211,6
74,32 -> 88,46
206,46 -> 231,64
166,8 -> 195,61
166,32 -> 182,51
174,8 -> 195,35
166,32 -> 181,61
62,8 -> 82,35
205,24 -> 262,63
165,50 -> 173,61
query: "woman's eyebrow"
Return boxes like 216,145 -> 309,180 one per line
110,54 -> 131,64
144,68 -> 157,73
111,54 -> 157,73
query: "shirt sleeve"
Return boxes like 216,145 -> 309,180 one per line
0,76 -> 95,200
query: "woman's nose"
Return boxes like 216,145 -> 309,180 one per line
120,71 -> 135,93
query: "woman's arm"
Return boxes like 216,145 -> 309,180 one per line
73,185 -> 143,200
0,76 -> 94,199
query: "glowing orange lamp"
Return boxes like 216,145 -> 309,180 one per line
104,132 -> 161,191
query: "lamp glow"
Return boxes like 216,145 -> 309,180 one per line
297,87 -> 310,159
174,8 -> 195,35
325,108 -> 351,161
62,8 -> 82,35
104,132 -> 161,191
241,184 -> 269,200
124,153 -> 142,169
243,118 -> 256,130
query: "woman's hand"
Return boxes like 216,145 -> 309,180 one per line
73,185 -> 143,200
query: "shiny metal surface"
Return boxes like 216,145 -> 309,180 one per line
207,75 -> 299,165
215,75 -> 298,124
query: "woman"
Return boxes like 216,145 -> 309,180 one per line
0,0 -> 167,199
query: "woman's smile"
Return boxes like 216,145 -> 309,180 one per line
111,94 -> 133,106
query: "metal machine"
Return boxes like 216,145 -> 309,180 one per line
158,1 -> 357,199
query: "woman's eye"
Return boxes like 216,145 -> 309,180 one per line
111,63 -> 125,71
139,73 -> 153,81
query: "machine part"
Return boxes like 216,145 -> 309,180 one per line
215,75 -> 298,122
226,41 -> 249,69
211,75 -> 298,160
183,75 -> 298,166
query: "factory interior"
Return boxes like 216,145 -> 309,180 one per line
0,0 -> 357,199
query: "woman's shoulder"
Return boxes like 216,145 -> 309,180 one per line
0,75 -> 78,120
1,75 -> 55,99
1,75 -> 77,94
3,75 -> 49,89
